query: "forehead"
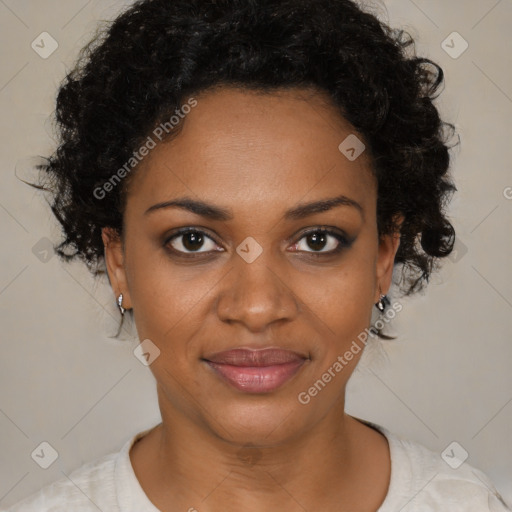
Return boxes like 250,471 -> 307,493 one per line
125,86 -> 376,220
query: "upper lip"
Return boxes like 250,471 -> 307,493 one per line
204,348 -> 308,367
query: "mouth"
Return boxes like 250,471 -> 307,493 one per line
203,348 -> 308,393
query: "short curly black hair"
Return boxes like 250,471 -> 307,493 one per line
29,0 -> 457,297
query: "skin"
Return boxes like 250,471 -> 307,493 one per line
102,85 -> 403,512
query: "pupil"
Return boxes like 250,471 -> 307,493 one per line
308,232 -> 326,251
183,232 -> 203,251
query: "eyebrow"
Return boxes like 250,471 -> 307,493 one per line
144,194 -> 364,221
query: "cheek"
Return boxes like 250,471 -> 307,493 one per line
126,256 -> 237,376
123,235 -> 205,341
131,271 -> 206,344
308,254 -> 375,323
299,253 -> 376,365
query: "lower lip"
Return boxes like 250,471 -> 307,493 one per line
205,360 -> 306,393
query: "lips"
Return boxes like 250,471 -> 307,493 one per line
203,348 -> 308,393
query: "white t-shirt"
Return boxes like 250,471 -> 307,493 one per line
3,420 -> 510,512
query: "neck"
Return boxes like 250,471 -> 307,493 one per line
130,392 -> 390,512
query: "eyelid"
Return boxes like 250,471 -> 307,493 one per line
291,225 -> 350,242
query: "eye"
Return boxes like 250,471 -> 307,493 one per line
165,228 -> 222,256
291,227 -> 351,255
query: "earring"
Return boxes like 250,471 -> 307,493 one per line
117,293 -> 126,315
375,287 -> 388,312
375,295 -> 386,312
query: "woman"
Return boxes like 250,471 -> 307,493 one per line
5,0 -> 510,510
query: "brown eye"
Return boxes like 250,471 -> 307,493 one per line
293,228 -> 351,255
165,229 -> 220,255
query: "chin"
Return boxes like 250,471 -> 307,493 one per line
207,398 -> 306,446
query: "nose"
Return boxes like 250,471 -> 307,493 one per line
215,248 -> 300,332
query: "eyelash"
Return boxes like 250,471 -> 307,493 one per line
164,227 -> 353,259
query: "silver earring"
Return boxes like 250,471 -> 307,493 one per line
375,294 -> 386,312
375,287 -> 388,312
117,293 -> 125,315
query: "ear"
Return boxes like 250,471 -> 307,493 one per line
374,214 -> 404,302
101,227 -> 132,309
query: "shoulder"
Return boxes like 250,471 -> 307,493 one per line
2,449 -> 119,512
369,422 -> 512,512
397,436 -> 508,510
387,426 -> 510,512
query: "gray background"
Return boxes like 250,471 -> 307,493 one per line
0,0 -> 511,508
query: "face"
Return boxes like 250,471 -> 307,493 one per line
102,86 -> 401,446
